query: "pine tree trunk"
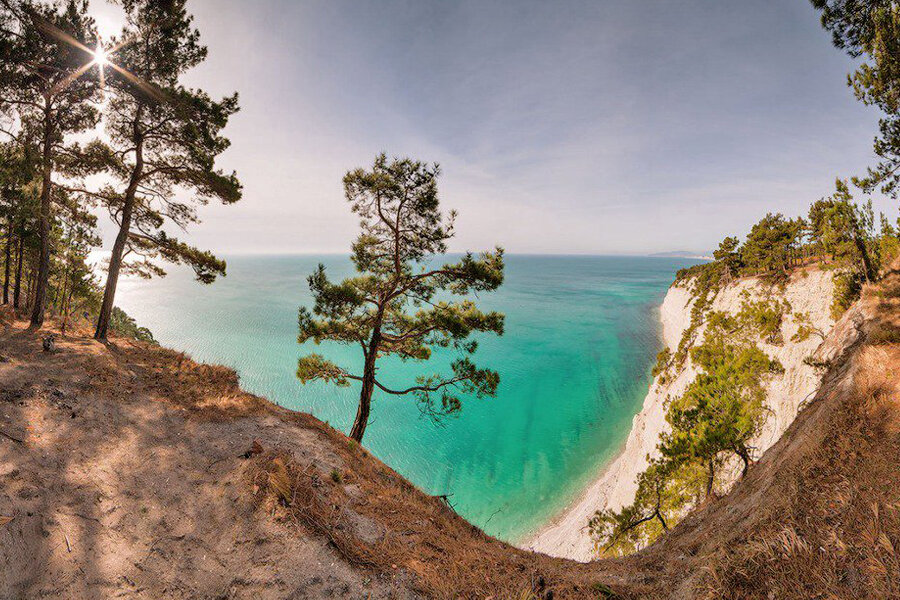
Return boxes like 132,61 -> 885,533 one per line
61,270 -> 74,335
56,264 -> 69,324
95,126 -> 144,341
13,237 -> 23,309
350,325 -> 382,443
30,104 -> 54,328
736,445 -> 751,477
26,265 -> 35,309
854,233 -> 876,283
705,459 -> 715,498
3,222 -> 11,305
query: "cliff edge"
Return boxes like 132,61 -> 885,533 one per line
529,267 -> 840,560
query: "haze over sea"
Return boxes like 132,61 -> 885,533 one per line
116,254 -> 701,542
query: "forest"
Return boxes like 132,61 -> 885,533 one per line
0,0 -> 241,342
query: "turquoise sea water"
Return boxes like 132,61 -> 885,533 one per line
115,254 -> 700,542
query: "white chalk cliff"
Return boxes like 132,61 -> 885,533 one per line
527,267 -> 840,561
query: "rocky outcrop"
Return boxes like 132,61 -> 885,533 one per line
528,267 -> 840,561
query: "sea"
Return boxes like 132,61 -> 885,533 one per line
115,254 -> 701,543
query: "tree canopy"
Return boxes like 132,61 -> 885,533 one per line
87,0 -> 242,340
813,0 -> 900,198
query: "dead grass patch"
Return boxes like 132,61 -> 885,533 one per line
697,344 -> 900,599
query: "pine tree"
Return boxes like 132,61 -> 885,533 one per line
87,0 -> 242,340
297,154 -> 505,443
813,1 -> 900,199
0,0 -> 101,327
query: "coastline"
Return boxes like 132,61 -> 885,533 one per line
523,282 -> 693,561
523,267 -> 837,562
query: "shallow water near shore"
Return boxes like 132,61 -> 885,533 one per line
115,254 -> 700,542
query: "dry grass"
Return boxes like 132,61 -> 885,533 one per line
246,440 -> 633,599
868,323 -> 900,346
695,333 -> 900,599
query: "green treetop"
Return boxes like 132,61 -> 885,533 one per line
807,179 -> 878,281
741,213 -> 803,275
297,154 -> 505,443
813,0 -> 900,198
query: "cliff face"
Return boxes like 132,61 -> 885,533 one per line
529,267 -> 840,561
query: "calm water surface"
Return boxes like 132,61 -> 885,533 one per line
116,254 -> 700,542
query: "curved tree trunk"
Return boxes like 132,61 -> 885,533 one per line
735,445 -> 751,478
350,325 -> 382,442
95,126 -> 144,341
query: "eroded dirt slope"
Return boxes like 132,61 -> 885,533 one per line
1,265 -> 899,599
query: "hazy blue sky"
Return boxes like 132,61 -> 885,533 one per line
92,1 -> 889,255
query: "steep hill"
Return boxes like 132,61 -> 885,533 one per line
1,263 -> 898,599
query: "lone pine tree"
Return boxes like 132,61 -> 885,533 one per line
297,154 -> 505,443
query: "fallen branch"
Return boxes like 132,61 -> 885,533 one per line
0,429 -> 24,444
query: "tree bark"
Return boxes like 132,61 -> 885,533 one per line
13,237 -> 23,309
3,219 -> 11,304
61,268 -> 74,334
56,263 -> 69,324
95,119 -> 144,341
735,445 -> 751,478
705,459 -> 716,498
29,102 -> 54,328
854,233 -> 876,283
350,324 -> 382,442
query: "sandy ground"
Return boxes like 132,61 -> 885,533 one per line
0,322 -> 409,599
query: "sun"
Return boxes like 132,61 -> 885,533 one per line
92,44 -> 109,68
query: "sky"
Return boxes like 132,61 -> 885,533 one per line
88,0 -> 891,256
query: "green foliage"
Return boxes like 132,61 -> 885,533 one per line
596,287 -> 784,556
84,0 -> 241,339
651,347 -> 672,383
109,307 -> 156,343
791,311 -> 827,342
832,269 -> 865,318
713,236 -> 744,277
297,154 -> 505,441
741,213 -> 803,276
813,0 -> 900,199
663,339 -> 779,469
734,293 -> 790,345
589,459 -> 704,557
672,260 -> 726,369
878,213 -> 900,264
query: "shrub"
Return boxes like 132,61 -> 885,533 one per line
868,324 -> 900,346
831,271 -> 864,319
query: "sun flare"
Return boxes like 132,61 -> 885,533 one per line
92,44 -> 109,67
